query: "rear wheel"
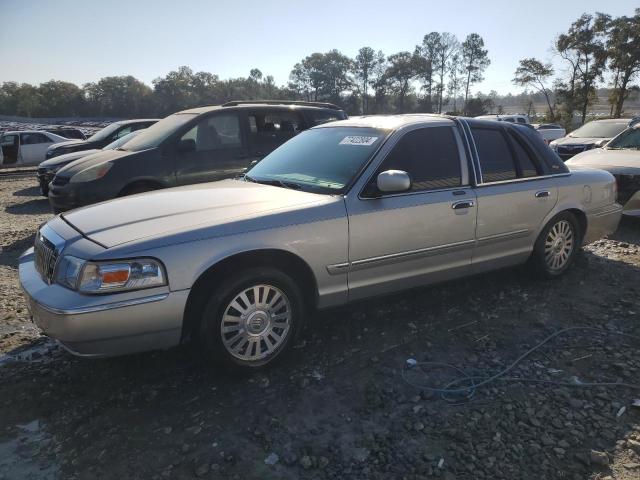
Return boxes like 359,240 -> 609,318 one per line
530,212 -> 580,278
199,267 -> 304,371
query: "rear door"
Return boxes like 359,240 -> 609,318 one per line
470,125 -> 558,272
175,112 -> 249,185
19,132 -> 53,164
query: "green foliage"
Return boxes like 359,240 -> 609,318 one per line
460,33 -> 491,114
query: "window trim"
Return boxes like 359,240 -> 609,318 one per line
357,124 -> 470,200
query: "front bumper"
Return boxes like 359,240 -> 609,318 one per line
19,248 -> 188,356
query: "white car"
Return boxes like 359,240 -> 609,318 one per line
533,123 -> 566,144
475,114 -> 530,125
0,130 -> 68,166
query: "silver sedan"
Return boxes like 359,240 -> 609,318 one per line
20,115 -> 622,370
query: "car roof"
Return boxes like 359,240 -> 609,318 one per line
112,119 -> 160,125
591,118 -> 631,124
314,114 -> 456,130
179,103 -> 341,115
2,130 -> 58,135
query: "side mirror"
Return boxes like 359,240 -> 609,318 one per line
177,138 -> 196,153
376,170 -> 411,193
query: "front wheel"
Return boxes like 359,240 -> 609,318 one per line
199,268 -> 305,371
529,212 -> 580,278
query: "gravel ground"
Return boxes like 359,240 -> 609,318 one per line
1,176 -> 640,480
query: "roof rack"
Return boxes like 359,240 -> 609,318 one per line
221,100 -> 342,111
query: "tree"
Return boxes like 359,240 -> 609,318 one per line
383,51 -> 420,113
461,33 -> 490,115
446,53 -> 464,113
556,14 -> 608,124
288,50 -> 353,103
85,76 -> 153,117
417,32 -> 441,112
37,80 -> 84,116
606,9 -> 640,117
354,47 -> 385,114
513,58 -> 556,119
433,32 -> 459,113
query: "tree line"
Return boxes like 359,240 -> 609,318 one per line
0,8 -> 637,127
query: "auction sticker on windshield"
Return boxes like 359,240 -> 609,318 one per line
339,136 -> 378,146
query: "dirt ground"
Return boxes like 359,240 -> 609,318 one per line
1,175 -> 640,480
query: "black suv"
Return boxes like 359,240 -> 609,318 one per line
48,101 -> 347,212
45,119 -> 159,160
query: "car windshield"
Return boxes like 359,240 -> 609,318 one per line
103,130 -> 141,150
119,113 -> 197,152
85,123 -> 125,142
246,126 -> 388,194
570,121 -> 628,138
607,127 -> 640,150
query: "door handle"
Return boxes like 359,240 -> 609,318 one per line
452,200 -> 475,210
535,190 -> 551,198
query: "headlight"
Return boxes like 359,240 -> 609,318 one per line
55,257 -> 166,293
70,162 -> 113,183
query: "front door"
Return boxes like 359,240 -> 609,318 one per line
1,133 -> 20,164
19,132 -> 53,164
175,112 -> 249,185
345,124 -> 477,301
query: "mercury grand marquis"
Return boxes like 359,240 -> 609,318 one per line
19,115 -> 622,370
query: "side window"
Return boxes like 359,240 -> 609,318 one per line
181,114 -> 241,151
113,126 -> 133,140
471,127 -> 517,183
516,118 -> 527,124
374,127 -> 461,193
307,110 -> 345,126
20,133 -> 51,145
248,112 -> 301,144
508,132 -> 540,178
1,134 -> 18,146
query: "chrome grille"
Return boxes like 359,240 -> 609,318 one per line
34,231 -> 59,283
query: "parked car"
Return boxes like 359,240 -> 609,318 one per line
44,119 -> 159,160
47,101 -> 347,212
550,118 -> 633,161
37,130 -> 143,196
475,114 -> 530,124
533,123 -> 566,144
566,123 -> 640,217
44,127 -> 87,140
19,115 -> 621,369
0,130 -> 69,166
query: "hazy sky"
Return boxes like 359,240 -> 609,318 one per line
0,0 -> 635,95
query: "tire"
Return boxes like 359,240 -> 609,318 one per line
529,211 -> 581,278
198,267 -> 305,371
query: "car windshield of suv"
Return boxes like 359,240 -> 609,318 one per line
103,130 -> 141,150
119,113 -> 197,152
607,128 -> 640,150
570,121 -> 628,138
246,127 -> 387,194
85,122 -> 124,142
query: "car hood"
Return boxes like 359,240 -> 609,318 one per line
61,179 -> 337,248
552,136 -> 609,146
39,149 -> 101,169
566,148 -> 640,172
50,139 -> 86,150
56,148 -> 139,177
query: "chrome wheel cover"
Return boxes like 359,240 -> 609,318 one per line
220,284 -> 291,361
544,220 -> 574,271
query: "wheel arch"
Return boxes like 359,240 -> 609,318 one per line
180,248 -> 319,344
537,204 -> 587,244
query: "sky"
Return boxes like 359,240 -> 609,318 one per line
0,0 -> 635,95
